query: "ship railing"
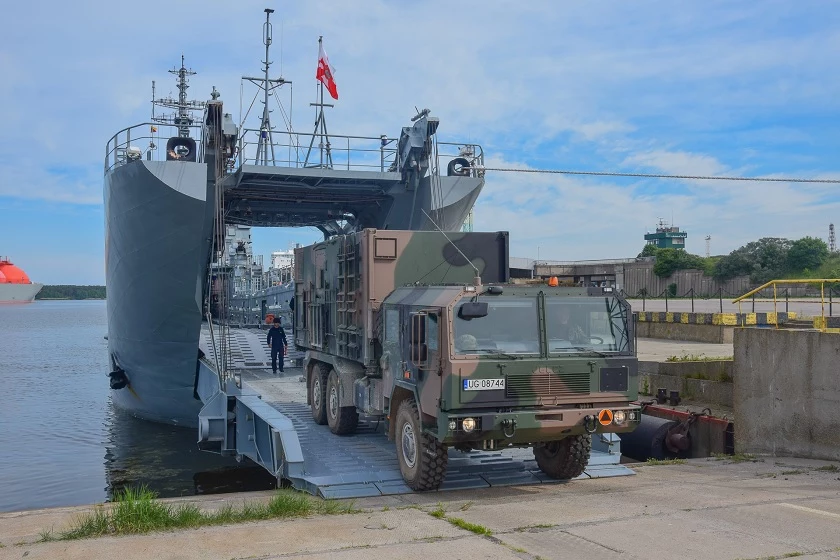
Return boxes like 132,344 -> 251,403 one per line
104,122 -> 204,174
237,128 -> 485,177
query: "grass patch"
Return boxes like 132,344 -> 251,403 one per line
428,504 -> 446,519
55,486 -> 355,540
645,457 -> 687,466
815,464 -> 840,472
781,469 -> 807,476
446,516 -> 492,536
712,452 -> 761,463
514,523 -> 556,531
36,528 -> 56,543
427,503 -> 492,536
666,352 -> 733,362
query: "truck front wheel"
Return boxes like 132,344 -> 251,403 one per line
309,363 -> 328,425
395,399 -> 448,490
326,370 -> 358,435
534,435 -> 591,480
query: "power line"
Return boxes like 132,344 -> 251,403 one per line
479,167 -> 840,184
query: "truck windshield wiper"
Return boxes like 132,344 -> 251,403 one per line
571,346 -> 611,357
475,348 -> 522,360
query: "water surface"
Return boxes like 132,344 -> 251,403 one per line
0,300 -> 273,513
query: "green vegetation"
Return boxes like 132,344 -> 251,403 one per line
712,452 -> 761,463
645,458 -> 687,466
666,352 -> 733,362
514,523 -> 557,531
780,469 -> 807,476
36,285 -> 106,300
429,504 -> 446,519
43,486 -> 356,541
427,504 -> 492,536
712,237 -> 833,283
445,516 -> 493,536
638,236 -> 837,283
815,464 -> 840,472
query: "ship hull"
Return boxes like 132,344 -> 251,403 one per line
0,283 -> 43,303
104,160 -> 212,427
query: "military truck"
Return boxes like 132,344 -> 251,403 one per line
294,228 -> 641,490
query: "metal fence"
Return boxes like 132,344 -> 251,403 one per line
104,122 -> 204,173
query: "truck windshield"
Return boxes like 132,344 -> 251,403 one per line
545,297 -> 630,354
453,297 -> 539,355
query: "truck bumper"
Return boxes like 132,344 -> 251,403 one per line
435,405 -> 642,445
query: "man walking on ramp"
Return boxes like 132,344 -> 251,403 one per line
267,317 -> 288,375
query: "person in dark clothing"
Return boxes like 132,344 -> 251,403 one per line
267,317 -> 288,374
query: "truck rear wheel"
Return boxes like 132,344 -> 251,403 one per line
534,435 -> 591,480
395,398 -> 448,490
326,370 -> 358,435
309,363 -> 328,425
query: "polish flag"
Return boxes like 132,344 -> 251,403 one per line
316,42 -> 339,100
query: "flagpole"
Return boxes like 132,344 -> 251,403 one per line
318,36 -> 325,167
304,35 -> 335,168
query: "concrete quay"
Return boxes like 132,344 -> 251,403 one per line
2,458 -> 840,560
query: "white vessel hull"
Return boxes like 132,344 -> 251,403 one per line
0,283 -> 42,303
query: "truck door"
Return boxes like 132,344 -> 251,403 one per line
408,309 -> 442,416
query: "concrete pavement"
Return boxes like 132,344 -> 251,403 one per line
3,457 -> 840,560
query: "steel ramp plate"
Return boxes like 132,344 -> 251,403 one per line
259,398 -> 632,498
233,364 -> 634,499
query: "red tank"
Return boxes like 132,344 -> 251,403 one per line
0,258 -> 32,284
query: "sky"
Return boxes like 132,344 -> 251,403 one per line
1,0 -> 839,284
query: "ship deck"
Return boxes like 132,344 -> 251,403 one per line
199,326 -> 633,499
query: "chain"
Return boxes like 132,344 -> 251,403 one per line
479,167 -> 840,184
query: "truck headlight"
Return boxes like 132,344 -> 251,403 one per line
448,420 -> 457,431
613,410 -> 627,425
461,417 -> 477,433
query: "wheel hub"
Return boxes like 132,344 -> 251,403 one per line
313,378 -> 321,409
329,386 -> 338,418
401,423 -> 417,469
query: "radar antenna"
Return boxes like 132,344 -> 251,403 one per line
151,55 -> 207,138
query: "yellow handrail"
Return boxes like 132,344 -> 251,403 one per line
732,279 -> 840,331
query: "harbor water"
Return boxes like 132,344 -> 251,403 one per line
0,300 -> 275,513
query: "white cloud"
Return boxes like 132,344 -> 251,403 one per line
0,0 -> 839,281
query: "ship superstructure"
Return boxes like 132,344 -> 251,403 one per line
103,9 -> 485,426
0,257 -> 43,303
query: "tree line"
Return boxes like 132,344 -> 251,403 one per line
36,285 -> 106,300
639,236 -> 838,283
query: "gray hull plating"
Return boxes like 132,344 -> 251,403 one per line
105,160 -> 212,426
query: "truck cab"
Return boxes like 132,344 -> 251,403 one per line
372,282 -> 640,489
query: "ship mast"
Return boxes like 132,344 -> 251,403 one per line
243,8 -> 289,166
151,56 -> 207,138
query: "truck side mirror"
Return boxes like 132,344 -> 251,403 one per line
458,301 -> 488,320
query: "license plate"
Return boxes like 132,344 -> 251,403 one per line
463,378 -> 505,391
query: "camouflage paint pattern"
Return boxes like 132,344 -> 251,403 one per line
295,228 -> 640,448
